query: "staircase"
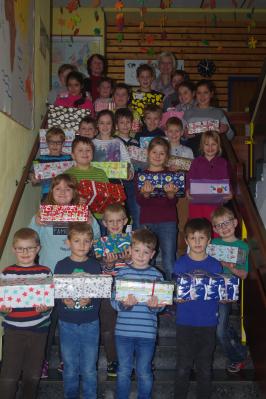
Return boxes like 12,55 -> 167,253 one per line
37,307 -> 261,399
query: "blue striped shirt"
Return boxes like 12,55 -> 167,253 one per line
111,265 -> 164,340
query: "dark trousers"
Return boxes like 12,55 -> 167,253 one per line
0,328 -> 47,399
175,324 -> 216,399
45,306 -> 61,361
100,298 -> 117,363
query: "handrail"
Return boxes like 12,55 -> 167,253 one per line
0,112 -> 47,259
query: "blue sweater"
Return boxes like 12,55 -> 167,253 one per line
111,264 -> 164,340
174,254 -> 222,327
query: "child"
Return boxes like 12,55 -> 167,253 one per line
47,63 -> 77,104
30,127 -> 72,200
176,81 -> 197,113
183,79 -> 234,156
174,218 -> 222,399
186,131 -> 232,223
165,117 -> 193,256
111,228 -> 164,399
55,71 -> 94,115
163,70 -> 189,111
131,64 -> 164,119
0,228 -> 51,399
135,137 -> 178,280
113,83 -> 131,110
211,206 -> 249,372
94,77 -> 114,113
135,104 -> 165,146
55,223 -> 101,399
77,116 -> 97,139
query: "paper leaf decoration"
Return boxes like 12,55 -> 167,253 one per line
146,34 -> 155,45
73,28 -> 79,36
58,18 -> 65,27
147,47 -> 155,56
139,20 -> 144,33
140,7 -> 147,17
140,47 -> 148,53
248,36 -> 257,49
160,0 -> 166,9
115,0 -> 124,10
92,0 -> 101,6
94,27 -> 101,36
66,0 -> 80,13
201,39 -> 209,46
116,32 -> 124,43
116,13 -> 124,31
94,10 -> 99,21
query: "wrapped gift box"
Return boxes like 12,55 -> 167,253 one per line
48,105 -> 91,132
40,205 -> 89,223
175,274 -> 192,301
137,171 -> 185,197
78,180 -> 126,213
139,137 -> 154,149
187,119 -> 219,135
54,274 -> 112,299
167,156 -> 192,172
115,279 -> 174,305
91,162 -> 128,179
39,129 -> 75,155
94,233 -> 131,257
0,277 -> 54,308
207,244 -> 247,265
221,275 -> 239,301
128,146 -> 147,163
190,179 -> 230,204
33,160 -> 74,180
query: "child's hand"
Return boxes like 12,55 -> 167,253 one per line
29,172 -> 40,186
35,305 -> 51,313
141,181 -> 154,198
221,261 -> 235,270
164,183 -> 178,199
0,305 -> 12,313
175,298 -> 187,304
219,123 -> 229,134
120,247 -> 131,261
122,294 -> 138,307
127,165 -> 134,180
223,192 -> 233,202
35,213 -> 46,226
63,298 -> 75,308
79,298 -> 91,307
105,252 -> 119,264
147,295 -> 159,308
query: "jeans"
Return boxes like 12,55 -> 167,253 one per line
116,335 -> 156,399
59,319 -> 99,399
217,303 -> 247,364
100,298 -> 117,363
144,222 -> 177,280
124,180 -> 140,230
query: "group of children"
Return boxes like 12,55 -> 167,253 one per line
0,60 -> 249,399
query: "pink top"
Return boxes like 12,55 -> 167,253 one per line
55,94 -> 94,115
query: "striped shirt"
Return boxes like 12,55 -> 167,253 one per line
1,265 -> 52,332
111,265 -> 164,340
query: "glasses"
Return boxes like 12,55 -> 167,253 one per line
47,140 -> 64,145
214,219 -> 234,230
14,247 -> 38,253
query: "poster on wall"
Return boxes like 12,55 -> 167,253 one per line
51,35 -> 102,90
0,0 -> 35,129
125,59 -> 185,86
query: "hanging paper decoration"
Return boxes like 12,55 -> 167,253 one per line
94,11 -> 99,22
94,27 -> 101,36
58,18 -> 65,27
92,0 -> 101,7
116,32 -> 124,43
160,15 -> 167,40
66,0 -> 80,13
160,0 -> 166,9
66,19 -> 75,30
140,7 -> 147,17
140,47 -> 148,53
146,34 -> 155,45
116,13 -> 124,32
73,28 -> 79,36
201,39 -> 209,46
115,0 -> 124,11
210,0 -> 216,7
248,36 -> 257,49
147,47 -> 155,56
211,14 -> 217,27
139,20 -> 144,33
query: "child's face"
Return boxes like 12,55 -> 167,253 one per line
178,86 -> 194,105
212,216 -> 237,241
12,238 -> 40,267
67,78 -> 82,96
99,81 -> 112,99
67,233 -> 92,261
138,70 -> 153,91
78,122 -> 97,139
103,211 -> 127,234
196,85 -> 213,108
148,144 -> 167,169
47,134 -> 64,156
185,231 -> 210,257
131,242 -> 155,269
203,138 -> 219,160
97,114 -> 113,138
90,56 -> 104,76
165,124 -> 183,145
144,112 -> 161,132
113,88 -> 129,108
172,74 -> 184,90
72,142 -> 93,167
59,69 -> 72,86
53,180 -> 74,205
116,116 -> 132,137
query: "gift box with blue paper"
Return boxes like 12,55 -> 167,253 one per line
93,233 -> 131,257
137,171 -> 185,197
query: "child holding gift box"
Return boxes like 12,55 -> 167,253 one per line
94,77 -> 114,113
0,228 -> 52,399
174,218 -> 222,399
54,223 -> 101,399
135,137 -> 178,280
111,228 -> 164,399
211,206 -> 249,373
135,104 -> 165,147
77,116 -> 97,139
186,131 -> 232,226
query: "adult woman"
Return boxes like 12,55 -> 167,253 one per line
84,53 -> 108,102
151,51 -> 176,97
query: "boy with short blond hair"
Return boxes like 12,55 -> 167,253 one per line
0,228 -> 52,399
135,104 -> 165,144
54,222 -> 101,399
211,206 -> 248,373
77,116 -> 97,139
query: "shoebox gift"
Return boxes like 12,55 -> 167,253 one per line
219,275 -> 239,301
94,233 -> 131,257
115,279 -> 175,305
187,119 -> 219,135
190,179 -> 230,204
40,205 -> 89,223
54,274 -> 113,299
167,156 -> 192,172
39,129 -> 75,155
33,160 -> 74,180
48,105 -> 91,132
91,162 -> 128,179
137,171 -> 185,197
0,277 -> 54,308
128,146 -> 147,163
207,244 -> 247,265
139,136 -> 154,149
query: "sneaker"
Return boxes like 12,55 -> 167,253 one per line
107,361 -> 118,377
57,362 -> 64,373
41,360 -> 49,379
227,361 -> 246,373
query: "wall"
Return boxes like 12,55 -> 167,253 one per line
0,0 -> 51,268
